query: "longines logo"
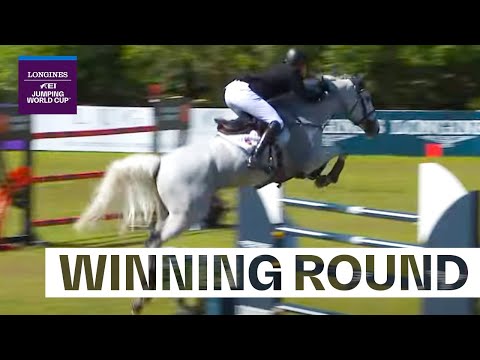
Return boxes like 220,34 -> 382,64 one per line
390,120 -> 480,148
322,118 -> 479,148
18,55 -> 77,115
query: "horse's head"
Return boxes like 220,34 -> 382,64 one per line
322,74 -> 380,137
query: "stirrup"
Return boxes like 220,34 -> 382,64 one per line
247,156 -> 258,169
247,156 -> 275,175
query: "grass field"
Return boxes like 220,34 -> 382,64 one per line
1,151 -> 480,315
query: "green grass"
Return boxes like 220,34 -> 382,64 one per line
2,151 -> 480,315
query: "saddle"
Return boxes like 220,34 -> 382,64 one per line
215,114 -> 287,188
215,114 -> 268,136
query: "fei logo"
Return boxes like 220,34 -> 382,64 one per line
18,56 -> 77,115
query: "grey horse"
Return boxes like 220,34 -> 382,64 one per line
73,74 -> 379,314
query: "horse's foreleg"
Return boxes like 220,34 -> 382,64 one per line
315,155 -> 348,188
327,154 -> 347,183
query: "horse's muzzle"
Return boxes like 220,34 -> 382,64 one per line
362,119 -> 380,138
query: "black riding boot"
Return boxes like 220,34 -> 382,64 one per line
247,121 -> 282,171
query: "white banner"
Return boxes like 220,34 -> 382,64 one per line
31,106 -> 237,153
45,247 -> 477,299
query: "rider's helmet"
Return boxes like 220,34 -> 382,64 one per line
284,48 -> 308,67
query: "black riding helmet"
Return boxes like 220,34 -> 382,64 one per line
284,48 -> 308,67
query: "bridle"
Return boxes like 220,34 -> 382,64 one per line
344,78 -> 376,128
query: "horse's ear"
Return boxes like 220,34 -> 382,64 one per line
317,75 -> 330,93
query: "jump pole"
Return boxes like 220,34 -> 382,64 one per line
206,162 -> 479,315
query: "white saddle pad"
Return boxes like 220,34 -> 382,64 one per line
217,127 -> 290,153
217,130 -> 261,153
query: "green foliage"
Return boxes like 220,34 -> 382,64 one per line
0,45 -> 59,102
1,45 -> 479,109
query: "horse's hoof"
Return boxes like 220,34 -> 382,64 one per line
131,299 -> 144,315
315,176 -> 328,188
131,307 -> 142,315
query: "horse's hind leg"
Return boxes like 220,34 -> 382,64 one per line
131,231 -> 161,315
131,204 -> 168,315
160,212 -> 203,314
131,212 -> 194,315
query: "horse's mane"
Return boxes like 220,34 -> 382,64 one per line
270,73 -> 357,109
322,74 -> 349,81
321,73 -> 354,84
321,73 -> 364,88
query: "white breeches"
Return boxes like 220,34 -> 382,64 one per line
224,80 -> 284,128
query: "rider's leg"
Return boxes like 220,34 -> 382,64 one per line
225,80 -> 284,125
224,81 -> 247,118
224,80 -> 284,170
247,121 -> 282,170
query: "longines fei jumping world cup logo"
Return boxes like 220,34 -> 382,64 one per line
18,56 -> 77,115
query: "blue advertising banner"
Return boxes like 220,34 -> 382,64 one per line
325,110 -> 480,156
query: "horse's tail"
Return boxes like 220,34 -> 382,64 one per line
74,154 -> 162,233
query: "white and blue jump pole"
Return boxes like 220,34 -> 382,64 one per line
206,163 -> 479,315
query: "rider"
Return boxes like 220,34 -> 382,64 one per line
224,48 -> 322,171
